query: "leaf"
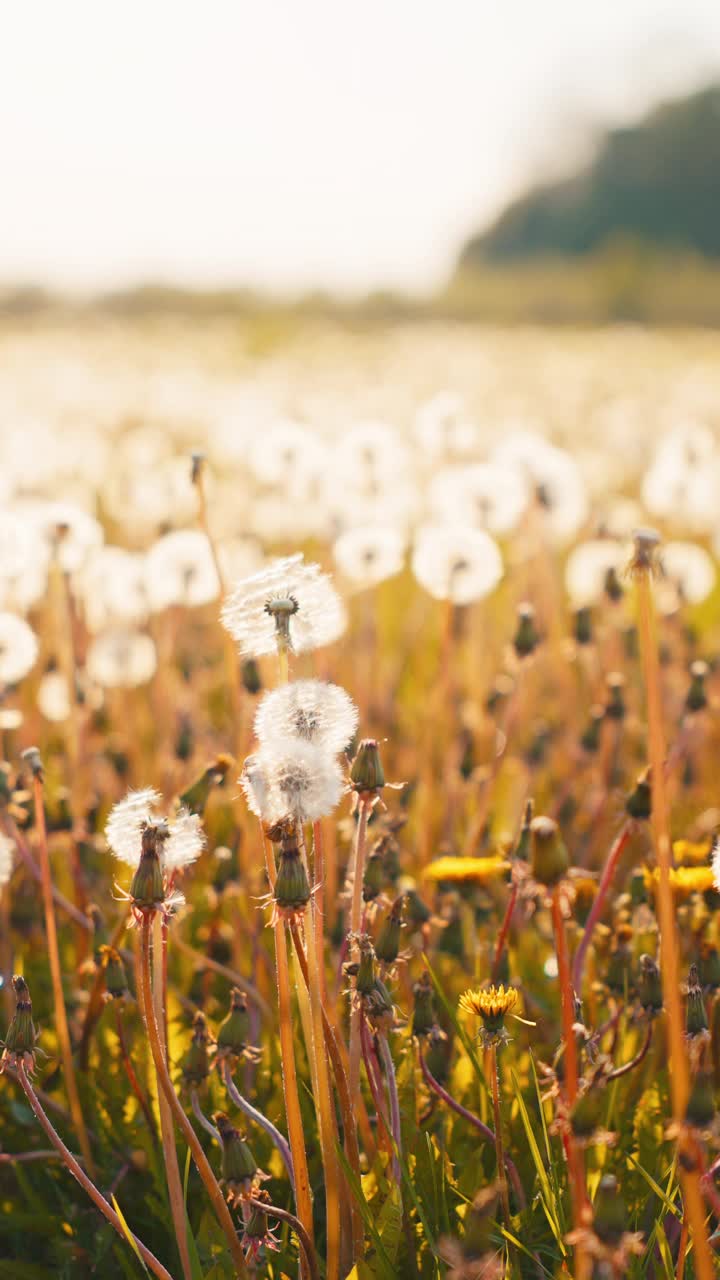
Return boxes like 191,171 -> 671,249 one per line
510,1068 -> 567,1256
111,1195 -> 150,1276
376,1185 -> 403,1266
182,1146 -> 206,1280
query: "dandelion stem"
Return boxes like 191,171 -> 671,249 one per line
190,1090 -> 221,1142
249,1196 -> 320,1280
606,1020 -> 653,1080
635,567 -> 715,1279
137,913 -> 250,1279
492,881 -> 518,985
221,1059 -> 294,1191
572,820 -> 634,995
377,1032 -> 402,1185
31,772 -> 94,1177
360,1017 -> 394,1154
550,887 -> 588,1277
15,1062 -> 174,1280
489,1045 -> 511,1222
348,796 -> 372,1103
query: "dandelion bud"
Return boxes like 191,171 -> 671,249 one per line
530,816 -> 569,887
626,770 -> 652,821
685,1069 -> 716,1130
216,988 -> 250,1059
241,657 -> 262,695
179,754 -> 234,817
412,972 -> 436,1039
592,1174 -> 627,1245
129,824 -> 168,911
350,739 -> 385,794
604,565 -> 624,603
570,1084 -> 604,1141
100,946 -> 128,1000
572,877 -> 597,928
638,954 -> 663,1015
425,1024 -> 451,1082
605,927 -> 634,995
362,850 -> 385,903
181,1013 -> 211,1087
272,825 -> 311,916
214,1112 -> 258,1198
513,603 -> 540,659
20,746 -> 43,780
2,975 -> 36,1071
243,1188 -> 271,1242
354,936 -> 377,996
366,977 -> 395,1031
686,660 -> 709,714
630,527 -> 661,577
374,896 -> 404,965
405,888 -> 431,927
580,706 -> 604,754
686,964 -> 709,1037
573,605 -> 593,646
604,672 -> 626,721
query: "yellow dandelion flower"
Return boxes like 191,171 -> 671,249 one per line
644,866 -> 715,896
423,855 -> 510,884
459,983 -> 518,1028
672,839 -> 712,867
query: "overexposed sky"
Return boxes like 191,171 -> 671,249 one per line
2,1 -> 720,296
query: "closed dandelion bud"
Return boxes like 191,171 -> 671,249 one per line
593,1174 -> 627,1245
604,565 -> 624,603
405,888 -> 431,927
570,1085 -> 604,1140
605,672 -> 626,721
355,938 -> 377,997
686,964 -> 709,1037
366,977 -> 394,1029
639,954 -> 664,1014
485,674 -> 514,715
241,657 -> 262,695
175,714 -> 194,762
572,877 -> 597,928
180,754 -> 234,817
215,1112 -> 257,1194
412,972 -> 435,1038
626,771 -> 652,821
580,705 -> 604,754
181,1013 -> 211,1086
686,660 -> 709,714
700,945 -> 720,991
350,739 -> 385,794
513,602 -> 539,658
606,928 -> 634,994
381,836 -> 402,885
101,946 -> 128,1000
685,1069 -> 716,1130
375,896 -> 403,964
363,851 -> 385,903
129,823 -> 168,910
244,1189 -> 271,1240
530,815 -> 569,887
425,1024 -> 451,1081
3,975 -> 35,1063
574,605 -> 593,646
217,988 -> 250,1057
272,826 -> 311,913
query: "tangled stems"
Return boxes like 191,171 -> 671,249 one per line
418,1049 -> 525,1209
30,768 -> 94,1177
15,1061 -> 173,1280
136,913 -> 250,1279
635,567 -> 714,1278
221,1058 -> 294,1190
248,1197 -> 320,1280
572,820 -> 634,996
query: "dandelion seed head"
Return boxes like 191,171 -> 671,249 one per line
658,541 -> 715,612
106,788 -> 162,866
221,554 -> 346,657
240,741 -> 345,826
17,499 -> 103,573
414,391 -> 480,462
411,524 -> 503,605
428,463 -> 528,535
78,546 -> 149,632
492,433 -> 588,541
86,629 -> 157,688
164,808 -> 206,871
254,680 -> 358,755
0,613 -> 38,686
564,539 -> 627,607
37,670 -> 71,722
145,530 -> 220,610
333,525 -> 406,588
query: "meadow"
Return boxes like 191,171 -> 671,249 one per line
1,316 -> 720,1278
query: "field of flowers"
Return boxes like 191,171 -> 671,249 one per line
2,317 -> 720,1278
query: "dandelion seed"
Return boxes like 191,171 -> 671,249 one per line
254,679 -> 358,756
412,524 -> 503,605
86,628 -> 157,688
240,741 -> 344,826
221,554 -> 346,658
0,613 -> 38,686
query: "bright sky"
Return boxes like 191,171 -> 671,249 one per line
2,2 -> 720,296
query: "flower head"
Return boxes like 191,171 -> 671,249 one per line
145,530 -> 220,610
0,613 -> 38,686
412,525 -> 502,605
254,679 -> 357,756
105,789 -> 205,873
240,741 -> 344,827
221,554 -> 346,658
86,628 -> 157,688
1,975 -> 37,1074
333,525 -> 406,588
423,856 -> 510,885
459,984 -> 519,1045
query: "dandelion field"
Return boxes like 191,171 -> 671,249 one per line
3,318 -> 720,1278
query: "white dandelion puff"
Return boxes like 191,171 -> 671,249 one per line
240,742 -> 345,827
86,629 -> 157,688
564,539 -> 627,607
255,680 -> 358,756
221,554 -> 346,658
411,525 -> 503,605
428,463 -> 528,535
37,670 -> 71,722
333,526 -> 406,588
0,613 -> 38,686
657,541 -> 716,612
145,529 -> 220,611
0,832 -> 15,890
106,788 -> 205,872
77,546 -> 150,633
17,499 -> 104,573
491,433 -> 588,542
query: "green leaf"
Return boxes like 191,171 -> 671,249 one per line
111,1194 -> 150,1276
510,1068 -> 566,1256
